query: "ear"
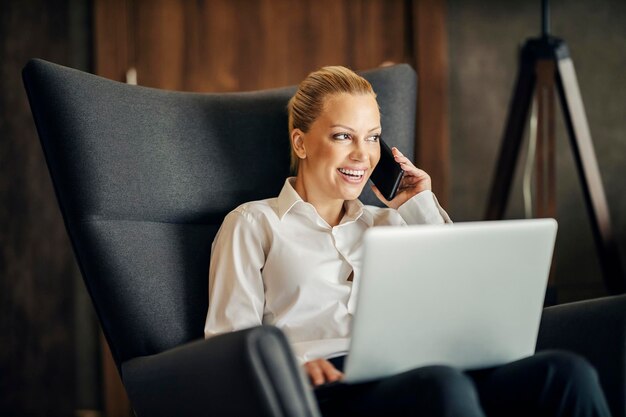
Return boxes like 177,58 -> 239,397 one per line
291,129 -> 307,159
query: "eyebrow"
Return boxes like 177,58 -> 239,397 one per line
331,124 -> 382,132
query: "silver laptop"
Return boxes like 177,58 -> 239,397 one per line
342,218 -> 557,383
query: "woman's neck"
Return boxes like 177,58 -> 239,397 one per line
294,175 -> 345,227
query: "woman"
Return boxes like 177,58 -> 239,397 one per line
205,66 -> 611,417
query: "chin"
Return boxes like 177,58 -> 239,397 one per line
339,184 -> 366,201
332,171 -> 370,200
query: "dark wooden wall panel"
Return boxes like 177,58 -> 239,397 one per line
414,0 -> 450,204
1,0 -> 95,415
94,0 -> 133,83
104,0 -> 414,92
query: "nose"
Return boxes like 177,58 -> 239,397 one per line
350,140 -> 368,162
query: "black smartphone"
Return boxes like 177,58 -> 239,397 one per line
370,139 -> 404,201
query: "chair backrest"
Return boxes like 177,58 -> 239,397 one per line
22,59 -> 417,368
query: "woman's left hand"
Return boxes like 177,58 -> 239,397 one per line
371,147 -> 432,209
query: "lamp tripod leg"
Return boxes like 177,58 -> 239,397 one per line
485,56 -> 536,220
535,59 -> 558,302
555,57 -> 625,294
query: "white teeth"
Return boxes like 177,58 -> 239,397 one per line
338,168 -> 365,177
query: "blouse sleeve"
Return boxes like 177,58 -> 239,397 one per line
397,190 -> 452,225
204,209 -> 267,338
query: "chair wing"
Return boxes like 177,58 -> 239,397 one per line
22,58 -> 417,367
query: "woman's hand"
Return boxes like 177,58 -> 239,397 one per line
303,359 -> 344,386
371,147 -> 432,209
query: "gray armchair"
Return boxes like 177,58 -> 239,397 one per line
22,58 -> 626,417
538,294 -> 626,417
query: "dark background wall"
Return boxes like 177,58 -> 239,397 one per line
448,0 -> 626,303
0,0 -> 99,415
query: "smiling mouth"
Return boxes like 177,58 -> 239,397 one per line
338,168 -> 366,182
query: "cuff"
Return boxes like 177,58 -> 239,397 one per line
397,190 -> 452,225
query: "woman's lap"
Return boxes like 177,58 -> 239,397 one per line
315,351 -> 611,417
467,350 -> 610,417
316,364 -> 484,417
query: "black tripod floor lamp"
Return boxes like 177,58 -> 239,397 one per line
484,0 -> 625,297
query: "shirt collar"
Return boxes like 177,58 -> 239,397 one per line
277,177 -> 304,220
277,177 -> 373,227
341,198 -> 367,225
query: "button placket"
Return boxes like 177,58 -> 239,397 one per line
333,227 -> 357,289
332,226 -> 345,256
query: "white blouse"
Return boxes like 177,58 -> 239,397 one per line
204,177 -> 451,363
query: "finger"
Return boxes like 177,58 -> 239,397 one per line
401,166 -> 430,181
393,153 -> 412,165
399,179 -> 420,190
400,176 -> 420,185
392,148 -> 418,170
321,361 -> 343,382
393,155 -> 414,167
391,147 -> 413,163
399,162 -> 425,178
306,362 -> 325,386
399,174 -> 428,187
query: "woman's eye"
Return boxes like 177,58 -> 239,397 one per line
333,133 -> 351,141
367,134 -> 381,142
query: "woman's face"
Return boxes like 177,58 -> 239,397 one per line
295,92 -> 381,202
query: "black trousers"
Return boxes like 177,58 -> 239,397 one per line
314,350 -> 612,417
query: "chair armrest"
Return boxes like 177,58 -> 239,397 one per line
122,325 -> 320,417
537,295 -> 626,417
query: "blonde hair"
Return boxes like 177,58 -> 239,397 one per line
287,66 -> 376,173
